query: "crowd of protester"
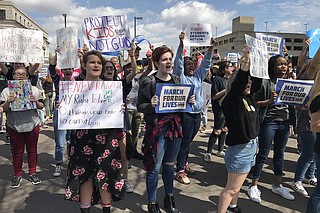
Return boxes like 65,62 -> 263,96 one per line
0,31 -> 319,213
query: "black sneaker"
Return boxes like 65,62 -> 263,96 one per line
28,173 -> 41,185
11,176 -> 22,189
227,205 -> 242,213
147,202 -> 161,213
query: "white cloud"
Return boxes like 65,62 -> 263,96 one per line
237,0 -> 264,5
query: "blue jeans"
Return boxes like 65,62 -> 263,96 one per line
146,125 -> 182,203
176,113 -> 201,172
53,109 -> 66,164
251,120 -> 289,179
306,152 -> 320,213
294,131 -> 316,182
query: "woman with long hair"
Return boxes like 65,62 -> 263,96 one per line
247,54 -> 295,202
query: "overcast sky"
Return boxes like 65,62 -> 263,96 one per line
11,0 -> 320,55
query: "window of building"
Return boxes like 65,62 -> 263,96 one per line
294,46 -> 303,51
219,41 -> 223,45
294,38 -> 303,43
286,46 -> 291,50
285,38 -> 292,43
0,10 -> 6,20
231,46 -> 235,50
20,16 -> 21,23
229,37 -> 235,42
224,39 -> 228,44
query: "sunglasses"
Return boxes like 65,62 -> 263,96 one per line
105,66 -> 115,70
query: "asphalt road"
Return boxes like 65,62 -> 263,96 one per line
0,115 -> 313,213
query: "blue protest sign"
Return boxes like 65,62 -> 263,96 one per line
306,29 -> 320,58
132,35 -> 151,45
155,84 -> 195,113
275,79 -> 314,106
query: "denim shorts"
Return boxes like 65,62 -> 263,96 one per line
224,138 -> 258,173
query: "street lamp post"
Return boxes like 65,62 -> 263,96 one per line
215,27 -> 218,38
134,16 -> 143,38
62,14 -> 67,28
304,23 -> 309,32
264,21 -> 268,32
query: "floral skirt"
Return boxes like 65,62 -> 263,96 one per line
65,129 -> 124,205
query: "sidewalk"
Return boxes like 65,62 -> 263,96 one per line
0,117 -> 312,213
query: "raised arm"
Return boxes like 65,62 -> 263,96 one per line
125,43 -> 138,84
297,39 -> 310,68
307,46 -> 320,79
194,38 -> 216,80
140,44 -> 154,78
172,32 -> 185,77
0,62 -> 8,75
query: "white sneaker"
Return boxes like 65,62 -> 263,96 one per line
272,184 -> 295,200
203,153 -> 212,162
291,181 -> 308,196
303,177 -> 317,186
124,179 -> 133,193
52,165 -> 61,177
247,185 -> 262,203
217,151 -> 225,157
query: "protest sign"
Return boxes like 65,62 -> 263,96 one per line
38,67 -> 48,79
226,52 -> 239,63
202,82 -> 211,106
83,15 -> 131,52
8,80 -> 36,111
0,28 -> 44,63
58,81 -> 124,129
156,84 -> 194,113
56,27 -> 80,69
245,34 -> 269,79
306,29 -> 320,58
256,33 -> 284,55
182,23 -> 212,46
132,35 -> 151,45
275,79 -> 314,106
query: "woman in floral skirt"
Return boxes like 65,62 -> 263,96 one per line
65,50 -> 124,213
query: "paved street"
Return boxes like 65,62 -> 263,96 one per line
0,115 -> 314,213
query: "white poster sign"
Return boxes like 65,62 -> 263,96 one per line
83,15 -> 131,52
182,23 -> 212,46
0,28 -> 44,63
245,34 -> 269,79
58,81 -> 124,129
56,27 -> 80,69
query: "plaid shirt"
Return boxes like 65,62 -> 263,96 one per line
142,114 -> 183,171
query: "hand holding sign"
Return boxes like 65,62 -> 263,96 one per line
189,95 -> 195,104
151,95 -> 158,108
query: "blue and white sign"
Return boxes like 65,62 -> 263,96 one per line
275,79 -> 314,106
306,29 -> 320,58
156,84 -> 194,113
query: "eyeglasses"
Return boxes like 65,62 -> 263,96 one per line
105,66 -> 114,70
14,73 -> 27,77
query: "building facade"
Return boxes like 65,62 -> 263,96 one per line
0,0 -> 50,63
190,16 -> 306,66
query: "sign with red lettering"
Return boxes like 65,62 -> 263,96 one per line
83,15 -> 131,52
58,81 -> 124,129
182,23 -> 212,46
0,28 -> 44,63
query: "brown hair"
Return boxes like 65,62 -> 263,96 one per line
152,45 -> 173,69
81,50 -> 106,77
